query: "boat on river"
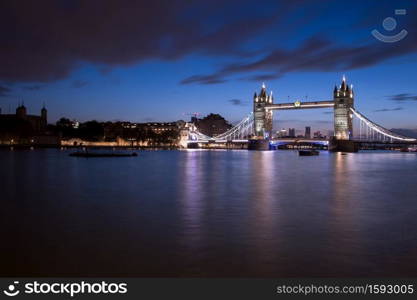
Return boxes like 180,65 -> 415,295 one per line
299,150 -> 319,156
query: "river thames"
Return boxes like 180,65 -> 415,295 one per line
1,149 -> 417,277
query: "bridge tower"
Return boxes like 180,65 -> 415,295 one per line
253,83 -> 273,138
333,76 -> 354,140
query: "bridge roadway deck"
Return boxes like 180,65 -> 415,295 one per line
266,100 -> 334,110
189,139 -> 417,145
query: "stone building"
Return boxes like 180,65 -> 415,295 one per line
0,104 -> 50,144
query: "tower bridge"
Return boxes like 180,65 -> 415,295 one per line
187,77 -> 416,151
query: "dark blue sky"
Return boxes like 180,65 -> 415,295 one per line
1,0 -> 417,132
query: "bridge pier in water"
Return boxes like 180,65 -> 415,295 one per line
247,139 -> 270,150
329,138 -> 359,152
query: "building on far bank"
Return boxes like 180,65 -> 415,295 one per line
61,120 -> 188,147
305,126 -> 311,138
276,128 -> 287,138
104,121 -> 185,140
288,128 -> 295,138
0,104 -> 59,145
0,104 -> 47,131
313,131 -> 324,139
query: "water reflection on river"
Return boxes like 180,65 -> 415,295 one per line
1,149 -> 417,276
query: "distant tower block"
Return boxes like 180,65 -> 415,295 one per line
253,83 -> 273,138
41,104 -> 48,129
333,76 -> 354,140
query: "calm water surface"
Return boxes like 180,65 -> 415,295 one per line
1,149 -> 417,277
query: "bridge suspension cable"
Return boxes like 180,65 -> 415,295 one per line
188,108 -> 415,143
351,108 -> 416,142
188,113 -> 254,142
215,112 -> 254,140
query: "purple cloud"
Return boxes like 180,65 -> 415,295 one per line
0,0 -> 282,83
71,80 -> 89,88
374,107 -> 403,112
388,94 -> 417,102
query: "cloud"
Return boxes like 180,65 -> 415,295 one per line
2,0 -> 417,87
182,29 -> 417,84
374,107 -> 403,112
387,94 -> 417,102
228,99 -> 247,106
71,80 -> 89,88
180,75 -> 227,85
22,85 -> 43,91
239,73 -> 283,82
0,85 -> 11,97
181,0 -> 417,85
0,0 -> 282,83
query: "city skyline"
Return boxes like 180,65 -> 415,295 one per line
1,0 -> 417,132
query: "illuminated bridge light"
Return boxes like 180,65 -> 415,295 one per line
186,82 -> 416,145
